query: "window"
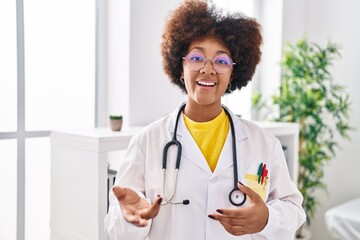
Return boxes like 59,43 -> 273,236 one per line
0,0 -> 17,132
0,0 -> 95,239
0,140 -> 17,239
24,0 -> 95,131
212,0 -> 255,119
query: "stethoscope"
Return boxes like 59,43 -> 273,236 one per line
161,104 -> 246,206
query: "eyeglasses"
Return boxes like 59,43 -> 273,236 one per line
182,52 -> 236,74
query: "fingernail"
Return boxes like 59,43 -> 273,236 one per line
208,215 -> 215,220
157,194 -> 160,197
238,181 -> 244,186
216,209 -> 223,214
157,197 -> 163,205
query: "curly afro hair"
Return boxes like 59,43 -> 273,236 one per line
161,0 -> 262,94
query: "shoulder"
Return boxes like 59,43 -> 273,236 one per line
237,117 -> 278,142
133,114 -> 173,143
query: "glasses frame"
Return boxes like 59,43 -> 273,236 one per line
182,52 -> 236,74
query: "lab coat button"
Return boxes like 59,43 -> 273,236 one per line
210,177 -> 217,183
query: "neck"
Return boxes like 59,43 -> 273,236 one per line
183,100 -> 223,122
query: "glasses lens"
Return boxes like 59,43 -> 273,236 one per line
184,52 -> 206,71
183,52 -> 235,73
212,54 -> 234,73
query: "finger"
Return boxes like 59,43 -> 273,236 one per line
134,218 -> 149,227
212,208 -> 247,219
237,182 -> 262,203
222,223 -> 247,236
140,196 -> 162,220
209,214 -> 247,236
122,211 -> 149,227
123,211 -> 140,224
112,186 -> 127,201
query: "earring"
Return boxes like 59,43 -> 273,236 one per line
180,76 -> 185,85
227,83 -> 232,92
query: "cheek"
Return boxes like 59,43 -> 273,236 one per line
220,75 -> 232,87
183,69 -> 196,82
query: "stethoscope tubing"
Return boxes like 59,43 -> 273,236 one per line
223,107 -> 239,190
162,104 -> 185,170
162,103 -> 246,206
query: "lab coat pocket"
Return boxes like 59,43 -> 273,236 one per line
244,173 -> 269,202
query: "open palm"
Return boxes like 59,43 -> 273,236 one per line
113,186 -> 162,227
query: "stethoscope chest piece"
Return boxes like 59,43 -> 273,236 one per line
229,188 -> 246,206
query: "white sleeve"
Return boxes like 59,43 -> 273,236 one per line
252,139 -> 306,239
104,134 -> 151,240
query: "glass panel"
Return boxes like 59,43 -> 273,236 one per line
215,0 -> 254,119
0,0 -> 17,132
24,0 -> 95,131
0,139 -> 17,240
25,137 -> 50,240
222,83 -> 252,120
212,0 -> 254,15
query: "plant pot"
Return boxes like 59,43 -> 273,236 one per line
109,118 -> 123,131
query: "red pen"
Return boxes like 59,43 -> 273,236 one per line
261,164 -> 267,185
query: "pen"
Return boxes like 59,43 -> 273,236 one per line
262,169 -> 268,189
261,164 -> 267,185
257,162 -> 263,184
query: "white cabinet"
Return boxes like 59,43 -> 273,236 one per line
254,121 -> 299,183
50,122 -> 298,240
50,128 -> 141,240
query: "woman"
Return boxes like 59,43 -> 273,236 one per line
104,1 -> 306,239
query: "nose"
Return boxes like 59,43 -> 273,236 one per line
200,59 -> 216,74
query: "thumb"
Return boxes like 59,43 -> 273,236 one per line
140,196 -> 162,220
237,181 -> 262,203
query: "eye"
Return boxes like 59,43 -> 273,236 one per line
214,55 -> 232,66
215,58 -> 229,65
187,52 -> 205,62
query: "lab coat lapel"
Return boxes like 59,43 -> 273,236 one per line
167,104 -> 249,177
212,131 -> 233,176
168,104 -> 212,175
212,108 -> 248,178
180,123 -> 212,175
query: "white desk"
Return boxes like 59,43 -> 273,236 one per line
50,128 -> 141,240
50,122 -> 298,240
325,198 -> 360,240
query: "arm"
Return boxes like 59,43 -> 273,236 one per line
253,139 -> 306,239
104,135 -> 157,240
209,139 -> 306,239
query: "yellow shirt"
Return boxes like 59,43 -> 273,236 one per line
183,109 -> 229,172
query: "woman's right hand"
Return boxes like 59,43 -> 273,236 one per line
112,186 -> 162,227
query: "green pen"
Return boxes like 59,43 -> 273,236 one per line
257,162 -> 263,184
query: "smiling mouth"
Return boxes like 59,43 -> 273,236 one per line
196,81 -> 216,87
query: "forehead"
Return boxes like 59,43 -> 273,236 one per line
187,37 -> 231,55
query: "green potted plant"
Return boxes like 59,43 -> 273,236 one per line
109,115 -> 123,131
252,38 -> 353,238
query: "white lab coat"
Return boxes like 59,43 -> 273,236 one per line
104,104 -> 306,240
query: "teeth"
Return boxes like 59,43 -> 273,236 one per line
197,81 -> 216,86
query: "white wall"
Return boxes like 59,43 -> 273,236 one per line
282,0 -> 360,239
105,0 -> 185,128
254,0 -> 284,105
129,0 -> 185,126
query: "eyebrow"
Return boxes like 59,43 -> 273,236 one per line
189,46 -> 230,56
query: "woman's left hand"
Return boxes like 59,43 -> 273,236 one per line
208,182 -> 269,236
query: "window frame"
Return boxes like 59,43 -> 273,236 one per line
0,0 -> 98,239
